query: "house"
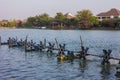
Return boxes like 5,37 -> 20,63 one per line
97,8 -> 120,21
15,20 -> 23,27
1,20 -> 9,26
64,12 -> 74,19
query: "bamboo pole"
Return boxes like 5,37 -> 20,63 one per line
25,35 -> 28,51
44,38 -> 46,48
0,36 -> 1,46
55,38 -> 59,49
80,35 -> 83,47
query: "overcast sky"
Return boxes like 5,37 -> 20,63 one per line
0,0 -> 120,20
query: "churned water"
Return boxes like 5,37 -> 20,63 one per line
0,29 -> 120,80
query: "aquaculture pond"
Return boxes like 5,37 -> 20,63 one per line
0,29 -> 120,80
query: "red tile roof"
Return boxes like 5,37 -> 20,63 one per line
97,8 -> 120,17
64,12 -> 74,19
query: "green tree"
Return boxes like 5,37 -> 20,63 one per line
27,17 -> 36,26
9,20 -> 16,27
90,16 -> 99,27
0,21 -> 2,27
115,18 -> 120,28
27,13 -> 51,28
39,13 -> 51,27
23,22 -> 32,28
65,18 -> 78,29
101,19 -> 116,28
54,12 -> 66,27
16,21 -> 22,27
76,9 -> 96,29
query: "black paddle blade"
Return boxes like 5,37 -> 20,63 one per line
59,44 -> 62,48
81,46 -> 85,51
40,41 -> 42,44
103,49 -> 107,54
44,39 -> 46,47
85,47 -> 89,53
52,43 -> 55,47
63,44 -> 66,49
108,49 -> 112,54
63,44 -> 66,47
48,42 -> 51,46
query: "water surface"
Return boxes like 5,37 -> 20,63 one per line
0,29 -> 120,80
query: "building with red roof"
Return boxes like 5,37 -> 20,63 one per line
64,12 -> 74,19
97,8 -> 120,21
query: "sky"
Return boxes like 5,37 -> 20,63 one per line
0,0 -> 120,20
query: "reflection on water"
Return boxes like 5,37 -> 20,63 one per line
0,29 -> 120,80
100,65 -> 111,80
79,60 -> 87,73
101,65 -> 110,75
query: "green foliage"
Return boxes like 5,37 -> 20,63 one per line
76,9 -> 93,21
1,9 -> 119,29
27,13 -> 51,28
90,16 -> 99,27
9,20 -> 16,27
39,13 -> 51,26
25,10 -> 99,29
55,12 -> 66,21
27,17 -> 36,26
76,9 -> 98,28
23,22 -> 32,28
54,12 -> 66,27
115,18 -> 120,27
100,19 -> 116,28
65,18 -> 78,27
0,21 -> 2,27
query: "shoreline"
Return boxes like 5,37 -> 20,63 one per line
0,26 -> 120,30
0,27 -> 16,29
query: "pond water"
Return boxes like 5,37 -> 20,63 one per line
0,29 -> 120,80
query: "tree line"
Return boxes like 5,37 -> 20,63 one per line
0,9 -> 120,29
26,9 -> 99,29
